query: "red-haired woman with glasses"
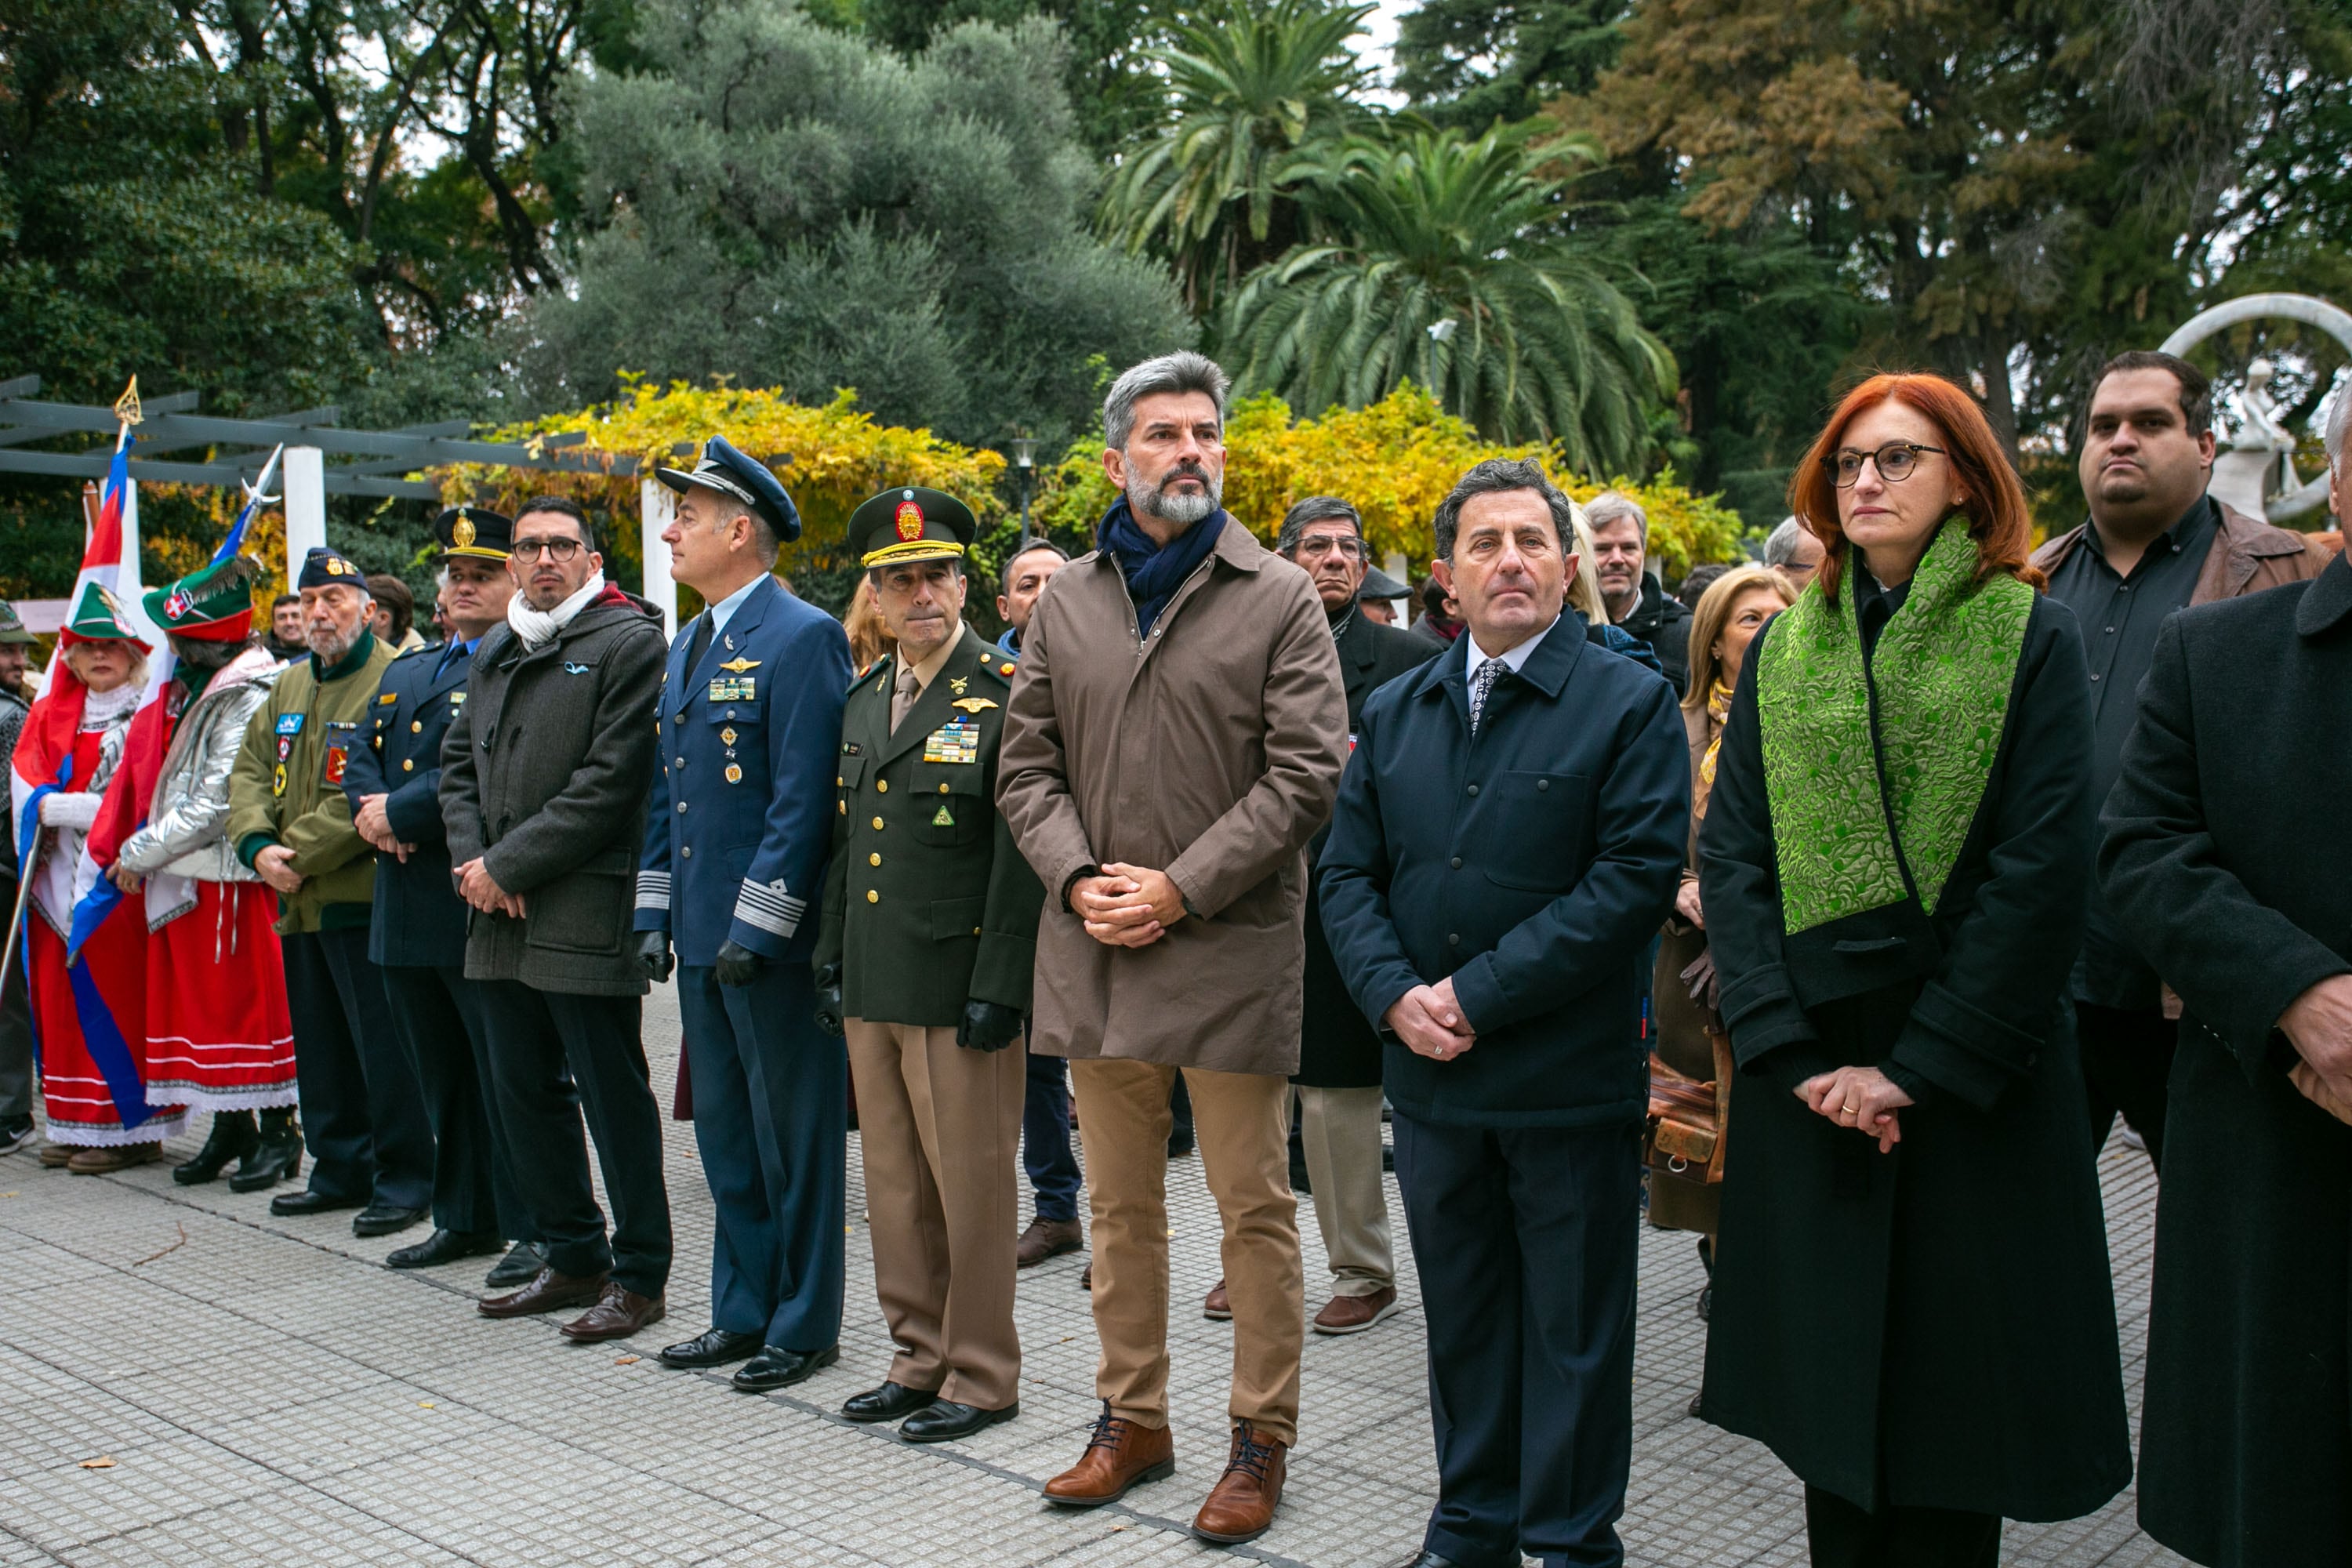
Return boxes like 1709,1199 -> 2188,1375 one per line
1695,372 -> 2130,1563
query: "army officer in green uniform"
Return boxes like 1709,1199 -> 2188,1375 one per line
813,487 -> 1045,1443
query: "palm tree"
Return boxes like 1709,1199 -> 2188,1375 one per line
1218,123 -> 1675,474
1100,0 -> 1377,315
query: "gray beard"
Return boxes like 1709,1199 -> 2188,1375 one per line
1127,469 -> 1221,528
307,625 -> 358,664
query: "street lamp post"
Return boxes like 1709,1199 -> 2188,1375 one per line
1011,436 -> 1038,554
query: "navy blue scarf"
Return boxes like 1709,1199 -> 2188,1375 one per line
1100,496 -> 1226,639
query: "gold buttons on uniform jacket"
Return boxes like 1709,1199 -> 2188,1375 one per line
876,779 -> 888,793
869,853 -> 880,867
410,720 -> 423,733
873,816 -> 884,830
866,890 -> 879,903
402,760 -> 414,771
938,783 -> 949,795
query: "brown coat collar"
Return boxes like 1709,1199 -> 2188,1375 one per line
2031,497 -> 2322,607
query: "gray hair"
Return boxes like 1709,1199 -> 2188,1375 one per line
1763,517 -> 1807,567
1432,458 -> 1577,561
1582,490 -> 1648,546
2326,378 -> 2350,470
1104,352 -> 1230,452
1276,495 -> 1363,556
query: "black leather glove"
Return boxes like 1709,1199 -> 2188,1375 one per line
812,963 -> 844,1036
956,1000 -> 1024,1053
634,929 -> 673,984
714,938 -> 765,988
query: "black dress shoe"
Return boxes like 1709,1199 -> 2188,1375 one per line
229,1119 -> 303,1193
353,1204 -> 427,1238
840,1381 -> 940,1424
731,1343 -> 840,1392
485,1240 -> 546,1289
659,1327 -> 765,1369
269,1188 -> 360,1218
386,1228 -> 505,1269
1399,1555 -> 1463,1567
173,1112 -> 257,1185
899,1399 -> 1018,1443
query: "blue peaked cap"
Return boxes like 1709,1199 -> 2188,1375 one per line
656,435 -> 802,543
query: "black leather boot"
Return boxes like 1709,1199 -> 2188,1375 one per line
228,1109 -> 303,1193
173,1111 -> 258,1186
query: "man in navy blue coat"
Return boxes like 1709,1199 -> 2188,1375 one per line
633,438 -> 856,1392
347,506 -> 549,1287
1319,457 -> 1688,1568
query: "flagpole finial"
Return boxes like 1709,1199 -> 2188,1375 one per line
113,377 -> 143,427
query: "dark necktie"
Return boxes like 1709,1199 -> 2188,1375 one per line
684,614 -> 713,677
1468,657 -> 1504,735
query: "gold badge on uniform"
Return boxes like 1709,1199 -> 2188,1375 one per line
452,514 -> 477,549
950,697 -> 997,713
271,760 -> 288,797
720,727 -> 737,746
725,764 -> 743,784
717,656 -> 760,673
931,804 -> 955,827
377,692 -> 397,706
949,676 -> 967,695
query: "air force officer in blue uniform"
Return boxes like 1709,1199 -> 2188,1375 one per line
634,438 -> 856,1392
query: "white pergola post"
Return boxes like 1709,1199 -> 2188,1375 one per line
283,446 -> 327,585
640,477 -> 677,641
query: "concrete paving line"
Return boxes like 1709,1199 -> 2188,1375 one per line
43,1174 -> 1320,1568
0,1517 -> 75,1566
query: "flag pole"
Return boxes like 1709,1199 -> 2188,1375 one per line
0,833 -> 42,989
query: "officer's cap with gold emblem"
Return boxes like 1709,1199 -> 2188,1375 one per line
296,546 -> 368,591
435,505 -> 514,561
848,486 -> 977,571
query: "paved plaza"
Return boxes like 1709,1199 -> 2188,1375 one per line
2,988 -> 2187,1566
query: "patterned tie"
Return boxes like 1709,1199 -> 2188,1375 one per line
890,659 -> 923,733
1468,656 -> 1504,735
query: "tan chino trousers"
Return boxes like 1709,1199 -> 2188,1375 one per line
1069,1058 -> 1303,1446
844,1018 -> 1025,1410
1297,1084 -> 1395,1295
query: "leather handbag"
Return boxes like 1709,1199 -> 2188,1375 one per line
1645,1027 -> 1733,1185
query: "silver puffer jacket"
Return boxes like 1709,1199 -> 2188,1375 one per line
118,648 -> 285,883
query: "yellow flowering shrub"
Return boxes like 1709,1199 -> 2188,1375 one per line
1034,383 -> 1746,579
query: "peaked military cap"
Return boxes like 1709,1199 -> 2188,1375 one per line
0,600 -> 34,645
145,554 -> 259,639
657,436 -> 802,543
436,505 -> 514,561
296,546 -> 366,590
848,486 -> 975,570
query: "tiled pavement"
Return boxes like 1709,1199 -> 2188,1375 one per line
2,989 -> 2188,1566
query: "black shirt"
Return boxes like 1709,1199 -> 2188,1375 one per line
2044,495 -> 2218,1008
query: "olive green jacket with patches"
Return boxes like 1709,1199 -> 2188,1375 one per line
814,626 -> 1042,1026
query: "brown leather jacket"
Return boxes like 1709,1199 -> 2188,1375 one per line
2032,499 -> 2327,608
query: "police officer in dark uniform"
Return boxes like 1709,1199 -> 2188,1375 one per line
634,438 -> 857,1392
346,507 -> 550,1287
813,487 -> 1044,1441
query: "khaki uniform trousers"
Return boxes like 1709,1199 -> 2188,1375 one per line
1069,1058 -> 1303,1446
1297,1084 -> 1395,1294
844,1018 -> 1025,1410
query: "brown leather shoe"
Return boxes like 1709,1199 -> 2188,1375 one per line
1203,1278 -> 1231,1320
1192,1419 -> 1287,1544
66,1143 -> 162,1175
1042,1400 -> 1175,1507
1312,1285 -> 1400,1335
1017,1217 -> 1083,1268
559,1281 -> 666,1343
38,1142 -> 74,1168
477,1266 -> 608,1319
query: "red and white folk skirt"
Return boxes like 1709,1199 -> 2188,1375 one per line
27,902 -> 186,1148
141,881 -> 297,1113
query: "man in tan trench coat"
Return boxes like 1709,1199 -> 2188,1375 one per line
998,350 -> 1348,1547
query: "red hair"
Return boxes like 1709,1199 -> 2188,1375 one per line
1787,372 -> 2043,603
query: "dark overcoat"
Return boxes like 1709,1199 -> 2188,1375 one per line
2098,555 -> 2352,1568
1296,612 -> 1442,1088
344,639 -> 471,969
1697,594 -> 2132,1520
1319,615 -> 1688,1127
440,593 -> 666,996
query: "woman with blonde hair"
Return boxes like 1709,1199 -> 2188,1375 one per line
842,582 -> 894,677
1698,372 -> 2129,1561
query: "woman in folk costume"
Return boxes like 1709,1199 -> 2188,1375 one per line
93,554 -> 302,1189
9,585 -> 183,1171
1697,373 -> 2129,1563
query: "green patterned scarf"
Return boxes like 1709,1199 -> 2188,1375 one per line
1757,521 -> 2034,935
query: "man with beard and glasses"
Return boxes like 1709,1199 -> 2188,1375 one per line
999,351 -> 1348,1545
227,548 -> 433,1234
1586,492 -> 1690,696
445,496 -> 673,1345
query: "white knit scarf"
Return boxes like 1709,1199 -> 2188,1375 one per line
507,570 -> 607,651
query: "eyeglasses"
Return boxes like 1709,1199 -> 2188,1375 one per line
1824,441 -> 1947,488
510,537 -> 585,562
1294,536 -> 1365,560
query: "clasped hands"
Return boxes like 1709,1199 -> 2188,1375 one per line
1385,978 -> 1475,1062
2279,973 -> 2352,1127
353,793 -> 416,863
455,857 -> 525,919
1795,1065 -> 1912,1154
1072,863 -> 1186,949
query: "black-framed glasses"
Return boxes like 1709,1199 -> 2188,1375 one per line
1294,536 -> 1366,560
1824,441 -> 1947,488
510,537 -> 584,562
